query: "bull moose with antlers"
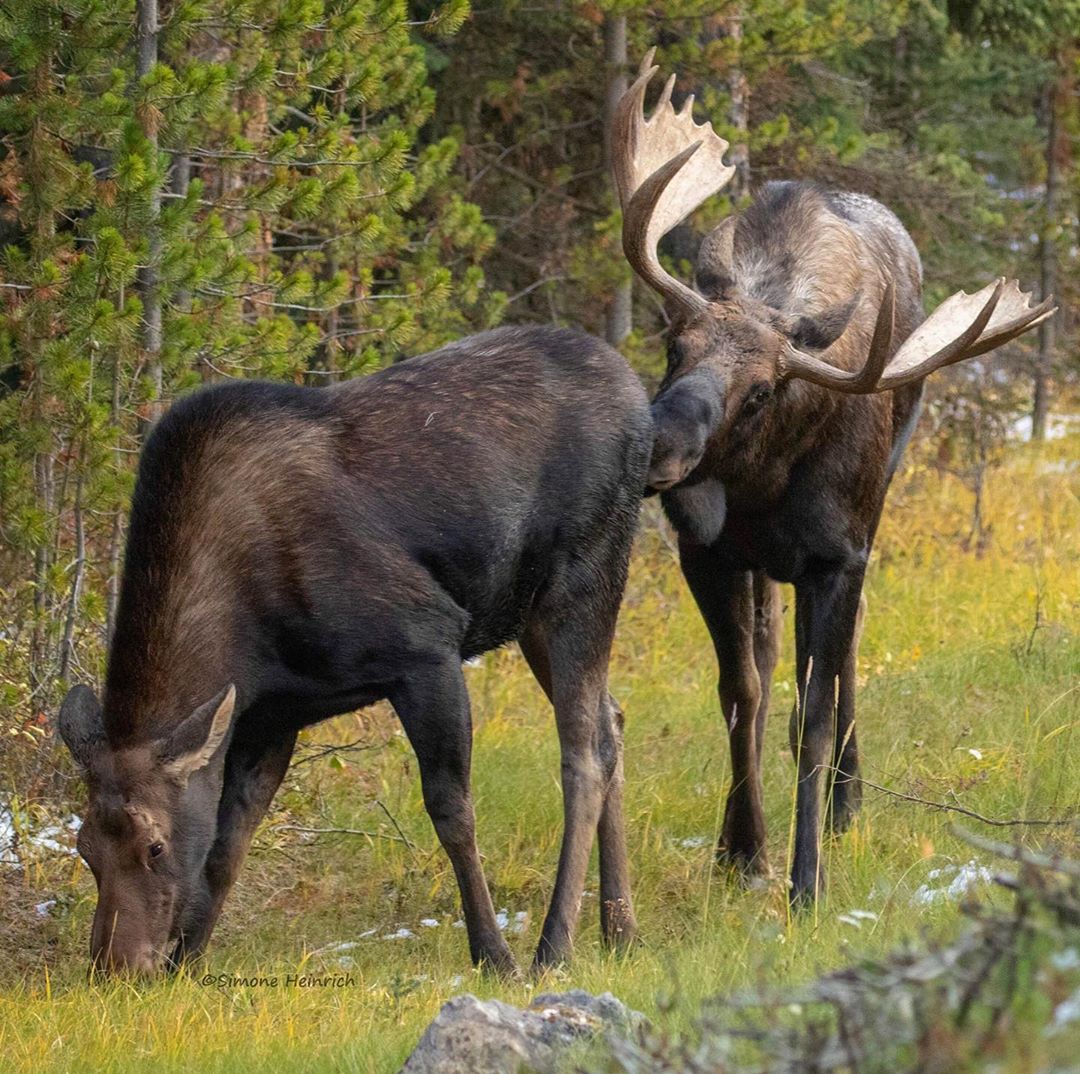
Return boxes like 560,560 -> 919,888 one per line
612,51 -> 1054,904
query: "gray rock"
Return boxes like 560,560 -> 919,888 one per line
399,989 -> 644,1074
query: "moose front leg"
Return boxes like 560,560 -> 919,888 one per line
827,590 -> 867,832
171,726 -> 298,967
391,656 -> 517,976
789,565 -> 866,905
680,544 -> 769,874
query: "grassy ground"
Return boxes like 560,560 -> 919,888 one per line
1,435 -> 1078,1074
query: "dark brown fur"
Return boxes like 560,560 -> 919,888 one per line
59,325 -> 652,975
650,182 -> 925,902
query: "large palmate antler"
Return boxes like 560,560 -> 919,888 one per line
612,49 -> 734,325
781,277 -> 1056,393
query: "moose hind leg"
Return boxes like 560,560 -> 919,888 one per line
528,594 -> 624,970
391,656 -> 516,975
596,691 -> 636,950
520,624 -> 636,955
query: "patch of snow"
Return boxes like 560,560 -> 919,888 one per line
838,909 -> 879,928
1051,948 -> 1080,972
510,911 -> 527,935
1010,413 -> 1080,443
383,928 -> 416,940
319,941 -> 361,954
35,899 -> 57,918
1038,459 -> 1079,475
1048,989 -> 1080,1036
679,835 -> 709,848
912,860 -> 993,905
419,918 -> 439,929
1,807 -> 81,866
0,808 -> 16,866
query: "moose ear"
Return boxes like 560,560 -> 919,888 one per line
160,684 -> 237,784
57,685 -> 105,770
695,216 -> 738,300
786,292 -> 861,352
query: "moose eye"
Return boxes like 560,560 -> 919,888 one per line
744,383 -> 773,412
149,842 -> 165,859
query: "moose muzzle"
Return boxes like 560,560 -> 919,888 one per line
648,372 -> 723,491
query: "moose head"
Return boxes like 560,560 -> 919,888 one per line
612,51 -> 1055,494
57,683 -> 237,975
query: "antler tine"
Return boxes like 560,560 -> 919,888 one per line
780,278 -> 896,391
782,278 -> 1052,395
872,278 -> 1055,391
873,278 -> 1004,390
611,50 -> 735,325
946,292 -> 1057,363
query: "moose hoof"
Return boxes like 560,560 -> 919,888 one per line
826,806 -> 857,835
601,899 -> 638,954
788,869 -> 825,910
477,944 -> 520,980
826,789 -> 862,834
716,841 -> 770,879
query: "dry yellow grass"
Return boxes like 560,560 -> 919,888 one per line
1,434 -> 1077,1073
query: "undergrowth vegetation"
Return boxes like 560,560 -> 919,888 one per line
1,433 -> 1077,1073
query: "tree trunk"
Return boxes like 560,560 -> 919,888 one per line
136,0 -> 163,425
1028,62 -> 1062,440
27,51 -> 57,694
721,11 -> 750,203
1032,60 -> 1065,442
603,13 -> 632,347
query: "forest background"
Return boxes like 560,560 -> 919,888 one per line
0,0 -> 1076,729
1,4 -> 1079,1071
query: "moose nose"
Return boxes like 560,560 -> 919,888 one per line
647,446 -> 701,491
91,941 -> 161,978
90,906 -> 164,977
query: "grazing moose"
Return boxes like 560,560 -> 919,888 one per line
57,325 -> 651,975
612,52 -> 1053,904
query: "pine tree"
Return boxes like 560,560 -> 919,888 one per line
0,0 -> 490,732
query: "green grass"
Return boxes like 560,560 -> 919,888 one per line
2,436 -> 1078,1074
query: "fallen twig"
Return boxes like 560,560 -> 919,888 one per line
289,735 -> 392,768
952,824 -> 1080,878
850,772 -> 1075,828
374,799 -> 416,852
268,824 -> 413,847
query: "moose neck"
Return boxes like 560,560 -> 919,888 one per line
103,559 -> 239,747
